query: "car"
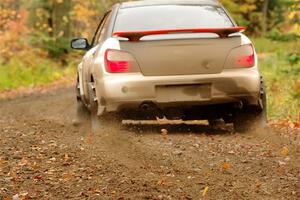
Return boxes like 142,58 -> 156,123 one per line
71,0 -> 267,132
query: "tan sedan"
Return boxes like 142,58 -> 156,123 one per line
71,0 -> 267,132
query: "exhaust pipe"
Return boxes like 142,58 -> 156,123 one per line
234,101 -> 243,109
139,102 -> 165,119
140,103 -> 151,110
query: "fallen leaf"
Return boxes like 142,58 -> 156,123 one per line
63,171 -> 75,181
289,122 -> 295,129
281,147 -> 289,156
202,186 -> 209,196
255,181 -> 262,193
157,176 -> 167,186
294,122 -> 300,128
33,175 -> 43,182
85,134 -> 94,144
222,162 -> 231,170
256,181 -> 262,189
64,154 -> 69,162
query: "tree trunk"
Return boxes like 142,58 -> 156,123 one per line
262,0 -> 269,36
47,6 -> 54,37
102,0 -> 107,12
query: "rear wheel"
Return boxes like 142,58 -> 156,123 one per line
87,82 -> 121,131
233,80 -> 267,133
75,78 -> 89,123
87,82 -> 103,131
88,82 -> 97,115
75,75 -> 81,101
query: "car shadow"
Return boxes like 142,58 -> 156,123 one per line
122,123 -> 234,136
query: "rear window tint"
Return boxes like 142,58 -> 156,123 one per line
114,5 -> 233,32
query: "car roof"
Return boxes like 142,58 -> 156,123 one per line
120,0 -> 220,9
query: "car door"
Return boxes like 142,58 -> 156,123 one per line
81,12 -> 111,101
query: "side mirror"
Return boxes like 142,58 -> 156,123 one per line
71,38 -> 90,50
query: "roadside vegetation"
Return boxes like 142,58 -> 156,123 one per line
254,38 -> 300,121
0,0 -> 299,120
0,52 -> 77,91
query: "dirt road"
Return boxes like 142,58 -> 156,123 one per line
0,87 -> 299,200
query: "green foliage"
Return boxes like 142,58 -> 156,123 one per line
267,29 -> 300,42
253,38 -> 300,121
221,0 -> 300,36
0,53 -> 76,91
30,32 -> 70,58
28,0 -> 72,57
287,53 -> 300,66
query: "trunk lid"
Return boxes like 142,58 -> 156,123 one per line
119,36 -> 242,76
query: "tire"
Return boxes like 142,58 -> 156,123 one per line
75,78 -> 90,123
88,82 -> 98,115
233,79 -> 267,133
76,100 -> 90,123
75,75 -> 81,101
87,82 -> 102,131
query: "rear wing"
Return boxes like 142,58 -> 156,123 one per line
113,27 -> 246,42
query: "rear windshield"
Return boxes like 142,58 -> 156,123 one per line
114,5 -> 234,32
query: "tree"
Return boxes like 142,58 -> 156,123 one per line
102,0 -> 108,12
0,0 -> 29,60
261,0 -> 269,34
221,0 -> 299,36
28,0 -> 73,57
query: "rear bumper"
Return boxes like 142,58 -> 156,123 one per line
95,68 -> 261,112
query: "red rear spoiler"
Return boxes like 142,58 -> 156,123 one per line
113,27 -> 246,42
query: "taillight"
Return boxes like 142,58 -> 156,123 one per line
224,44 -> 255,69
236,45 -> 255,67
104,49 -> 140,73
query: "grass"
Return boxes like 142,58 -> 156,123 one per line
0,51 -> 77,91
253,38 -> 300,121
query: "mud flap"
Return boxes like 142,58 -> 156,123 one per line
88,82 -> 103,132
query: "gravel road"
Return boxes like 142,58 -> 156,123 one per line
0,87 -> 299,200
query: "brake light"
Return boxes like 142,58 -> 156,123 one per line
104,49 -> 140,73
236,45 -> 254,67
224,44 -> 255,69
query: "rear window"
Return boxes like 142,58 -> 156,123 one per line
114,5 -> 234,32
